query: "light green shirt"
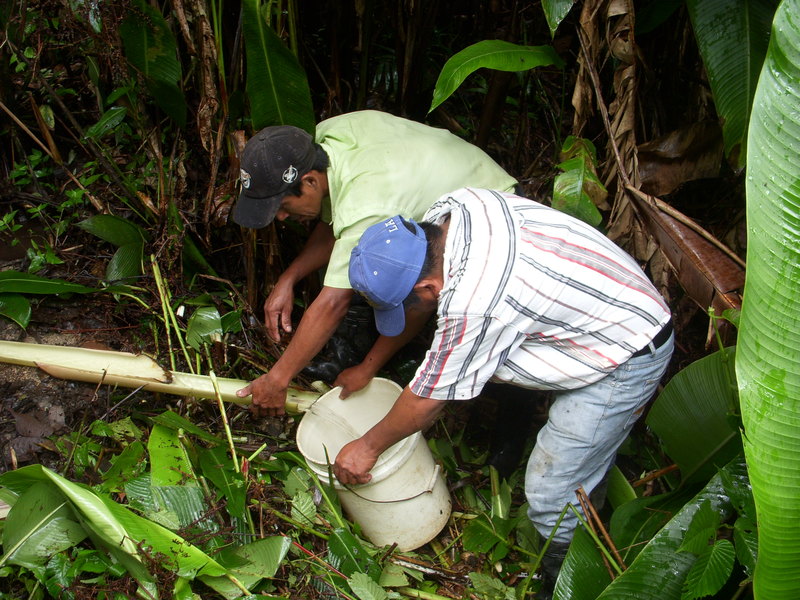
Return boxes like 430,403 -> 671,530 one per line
315,110 -> 517,288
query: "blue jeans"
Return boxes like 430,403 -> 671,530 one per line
525,333 -> 674,545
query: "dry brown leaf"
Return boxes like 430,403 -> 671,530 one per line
628,188 -> 744,314
637,121 -> 723,196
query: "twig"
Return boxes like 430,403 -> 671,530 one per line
576,486 -> 626,571
632,464 -> 679,488
0,98 -> 106,213
289,538 -> 346,576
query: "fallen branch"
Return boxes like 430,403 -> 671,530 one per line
0,340 -> 318,414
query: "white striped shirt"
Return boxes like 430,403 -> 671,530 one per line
409,188 -> 671,400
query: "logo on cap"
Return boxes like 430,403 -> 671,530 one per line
282,165 -> 298,183
240,168 -> 251,189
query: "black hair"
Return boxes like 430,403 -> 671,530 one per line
401,219 -> 444,308
284,144 -> 330,197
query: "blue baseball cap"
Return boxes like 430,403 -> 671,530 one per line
349,216 -> 427,336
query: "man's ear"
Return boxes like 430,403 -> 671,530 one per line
413,278 -> 442,304
302,170 -> 328,194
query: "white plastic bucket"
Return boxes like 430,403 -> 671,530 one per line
296,378 -> 452,551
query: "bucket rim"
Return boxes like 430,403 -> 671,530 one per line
296,378 -> 421,487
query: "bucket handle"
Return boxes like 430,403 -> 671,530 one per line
344,464 -> 443,504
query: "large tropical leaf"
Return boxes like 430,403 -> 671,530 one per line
553,460 -> 746,600
541,0 -> 575,38
119,0 -> 186,126
686,0 -> 778,167
737,0 -> 800,596
241,0 -> 315,132
646,347 -> 740,484
0,482 -> 86,569
429,40 -> 564,113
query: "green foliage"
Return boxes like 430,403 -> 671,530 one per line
541,0 -> 576,38
738,0 -> 800,596
555,459 -> 750,600
686,0 -> 778,167
119,0 -> 187,126
552,136 -> 606,227
429,40 -> 564,113
242,0 -> 315,132
646,346 -> 741,484
0,270 -> 97,328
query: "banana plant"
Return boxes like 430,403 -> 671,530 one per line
737,0 -> 800,596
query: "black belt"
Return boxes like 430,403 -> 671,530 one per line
632,320 -> 673,358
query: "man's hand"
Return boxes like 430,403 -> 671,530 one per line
263,279 -> 295,342
334,438 -> 379,485
335,364 -> 376,399
236,373 -> 288,417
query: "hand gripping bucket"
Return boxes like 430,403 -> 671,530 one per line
295,378 -> 452,551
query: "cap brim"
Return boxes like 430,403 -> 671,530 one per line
373,304 -> 406,337
232,190 -> 281,229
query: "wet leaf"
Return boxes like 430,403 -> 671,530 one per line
148,425 -> 197,488
328,528 -> 380,580
681,540 -> 735,600
83,106 -> 127,139
119,0 -> 186,126
541,0 -> 575,38
1,482 -> 86,569
0,292 -> 28,333
462,513 -> 514,560
686,0 -> 776,167
200,536 -> 291,598
733,516 -> 758,577
100,441 -> 147,493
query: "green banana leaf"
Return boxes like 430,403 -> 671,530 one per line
541,0 -> 575,38
0,482 -> 86,569
119,0 -> 187,126
646,346 -> 740,485
0,465 -> 227,579
737,0 -> 800,596
429,40 -> 564,113
242,0 -> 315,132
686,0 -> 778,167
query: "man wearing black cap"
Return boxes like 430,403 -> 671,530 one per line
333,187 -> 673,597
232,111 -> 517,415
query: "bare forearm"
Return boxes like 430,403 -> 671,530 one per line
362,389 -> 445,455
358,305 -> 435,375
281,222 -> 335,284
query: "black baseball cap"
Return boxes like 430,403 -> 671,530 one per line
233,126 -> 316,228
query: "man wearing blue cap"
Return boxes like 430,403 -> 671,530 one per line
231,111 -> 517,416
333,187 -> 673,597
